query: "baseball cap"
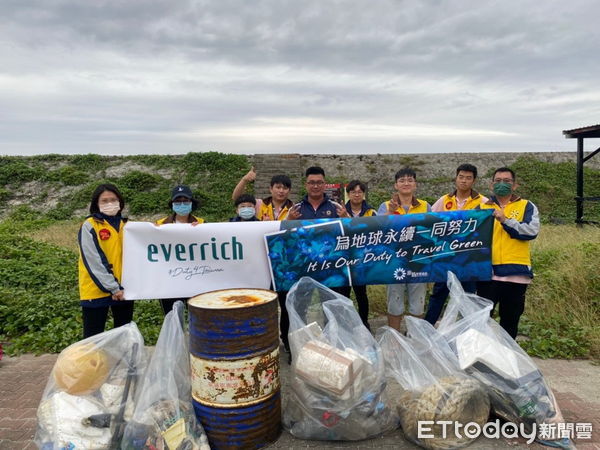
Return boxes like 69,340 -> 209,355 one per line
171,185 -> 193,201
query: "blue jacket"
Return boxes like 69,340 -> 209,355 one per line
295,195 -> 342,219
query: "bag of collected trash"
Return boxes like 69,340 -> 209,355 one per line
283,276 -> 398,440
437,272 -> 567,440
121,301 -> 209,450
35,322 -> 147,449
378,317 -> 490,449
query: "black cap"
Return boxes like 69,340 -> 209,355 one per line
171,185 -> 193,201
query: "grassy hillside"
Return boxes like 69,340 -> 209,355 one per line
0,152 -> 599,358
0,152 -> 251,222
1,153 -> 599,223
506,156 -> 600,223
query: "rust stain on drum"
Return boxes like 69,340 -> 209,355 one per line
232,350 -> 280,402
189,288 -> 281,449
223,294 -> 264,304
205,367 -> 216,383
189,298 -> 279,358
191,347 -> 280,406
193,392 -> 281,449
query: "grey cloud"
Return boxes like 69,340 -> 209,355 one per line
6,1 -> 598,77
1,0 -> 599,155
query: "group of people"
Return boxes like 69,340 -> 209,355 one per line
78,162 -> 540,354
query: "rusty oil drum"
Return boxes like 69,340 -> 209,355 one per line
189,288 -> 281,449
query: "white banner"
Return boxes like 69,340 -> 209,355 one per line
122,221 -> 280,300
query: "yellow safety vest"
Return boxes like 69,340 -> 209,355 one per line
383,198 -> 429,215
438,190 -> 484,211
479,198 -> 533,268
259,198 -> 294,221
78,216 -> 125,300
156,214 -> 204,225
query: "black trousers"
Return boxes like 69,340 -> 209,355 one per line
82,301 -> 134,338
351,285 -> 370,330
424,280 -> 477,325
277,290 -> 290,349
476,280 -> 528,339
159,298 -> 188,315
322,286 -> 370,329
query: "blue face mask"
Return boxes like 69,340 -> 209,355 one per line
238,206 -> 256,220
173,202 -> 192,216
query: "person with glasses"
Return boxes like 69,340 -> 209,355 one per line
287,166 -> 349,220
344,180 -> 377,330
155,184 -> 204,314
345,180 -> 377,219
284,166 -> 350,361
377,167 -> 431,332
424,163 -> 487,326
476,167 -> 540,339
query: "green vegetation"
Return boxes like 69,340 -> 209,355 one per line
0,152 -> 250,222
0,152 -> 251,355
365,225 -> 600,360
520,226 -> 600,358
0,159 -> 45,185
0,216 -> 167,354
0,153 -> 598,359
0,223 -> 81,354
491,156 -> 600,222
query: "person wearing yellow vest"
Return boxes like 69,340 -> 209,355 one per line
232,167 -> 294,220
78,184 -> 133,338
156,184 -> 204,225
344,180 -> 377,330
232,168 -> 294,362
155,184 -> 205,314
377,168 -> 431,332
476,167 -> 540,339
425,163 -> 487,325
345,180 -> 377,219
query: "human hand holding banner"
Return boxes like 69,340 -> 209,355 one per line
122,221 -> 280,300
265,209 -> 494,291
121,210 -> 493,298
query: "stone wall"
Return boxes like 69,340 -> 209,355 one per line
249,151 -> 597,201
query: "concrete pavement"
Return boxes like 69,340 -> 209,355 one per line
1,318 -> 599,450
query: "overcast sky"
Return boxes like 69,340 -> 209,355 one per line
1,0 -> 599,156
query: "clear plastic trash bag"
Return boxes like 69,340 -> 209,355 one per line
121,301 -> 210,450
437,272 -> 565,435
283,276 -> 398,440
35,322 -> 148,450
378,318 -> 490,449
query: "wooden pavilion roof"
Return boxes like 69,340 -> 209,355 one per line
563,124 -> 600,139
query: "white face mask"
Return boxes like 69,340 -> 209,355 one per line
238,206 -> 256,220
99,202 -> 120,216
